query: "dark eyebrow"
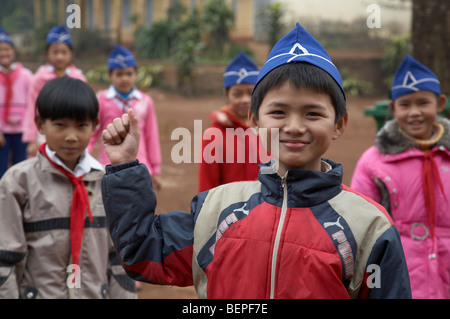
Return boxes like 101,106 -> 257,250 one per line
267,102 -> 327,111
266,102 -> 288,108
304,104 -> 328,111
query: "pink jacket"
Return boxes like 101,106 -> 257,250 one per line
351,118 -> 450,299
0,63 -> 33,134
21,63 -> 86,143
88,86 -> 161,175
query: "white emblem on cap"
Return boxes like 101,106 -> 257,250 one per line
392,71 -> 440,92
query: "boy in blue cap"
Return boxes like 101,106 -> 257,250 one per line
100,23 -> 411,298
198,52 -> 262,192
88,45 -> 162,190
351,54 -> 449,298
22,25 -> 86,157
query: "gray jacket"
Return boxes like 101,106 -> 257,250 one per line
0,153 -> 136,299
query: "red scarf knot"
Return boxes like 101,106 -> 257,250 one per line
38,143 -> 93,266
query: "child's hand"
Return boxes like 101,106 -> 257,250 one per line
102,109 -> 140,165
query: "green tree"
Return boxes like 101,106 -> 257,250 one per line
380,35 -> 412,89
258,2 -> 286,48
201,0 -> 234,57
173,8 -> 204,94
0,0 -> 34,31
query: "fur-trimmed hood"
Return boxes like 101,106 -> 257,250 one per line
375,117 -> 450,154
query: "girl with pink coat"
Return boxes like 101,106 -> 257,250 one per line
351,55 -> 449,298
22,25 -> 86,157
88,45 -> 162,190
0,28 -> 33,178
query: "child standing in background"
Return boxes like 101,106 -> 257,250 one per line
351,55 -> 449,298
198,52 -> 261,192
22,25 -> 86,157
0,28 -> 33,178
88,45 -> 162,190
0,77 -> 136,299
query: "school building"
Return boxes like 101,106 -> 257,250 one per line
33,0 -> 272,43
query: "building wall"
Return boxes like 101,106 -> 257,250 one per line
33,0 -> 260,43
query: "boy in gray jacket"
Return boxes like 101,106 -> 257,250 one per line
0,77 -> 136,299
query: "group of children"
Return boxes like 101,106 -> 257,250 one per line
0,25 -> 160,298
0,20 -> 448,299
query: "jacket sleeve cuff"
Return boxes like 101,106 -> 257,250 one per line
105,160 -> 140,175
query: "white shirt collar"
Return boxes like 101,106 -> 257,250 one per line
45,144 -> 104,177
46,64 -> 71,76
0,62 -> 16,73
106,85 -> 142,100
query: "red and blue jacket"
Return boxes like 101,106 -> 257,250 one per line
102,159 -> 411,298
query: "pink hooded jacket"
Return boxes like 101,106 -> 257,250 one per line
0,63 -> 33,134
351,118 -> 450,299
21,63 -> 86,143
88,86 -> 161,175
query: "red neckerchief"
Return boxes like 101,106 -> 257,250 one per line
0,64 -> 20,123
422,152 -> 446,242
38,143 -> 93,266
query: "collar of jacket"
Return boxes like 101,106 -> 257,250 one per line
37,152 -> 105,182
106,85 -> 142,100
375,117 -> 450,155
257,159 -> 343,207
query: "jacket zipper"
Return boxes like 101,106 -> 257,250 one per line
269,174 -> 288,299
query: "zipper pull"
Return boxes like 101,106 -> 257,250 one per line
281,175 -> 287,188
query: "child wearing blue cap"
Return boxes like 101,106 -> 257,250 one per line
100,23 -> 411,298
88,45 -> 162,190
22,25 -> 86,157
198,52 -> 262,192
351,54 -> 449,299
0,28 -> 33,178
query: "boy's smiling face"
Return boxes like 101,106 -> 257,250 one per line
390,91 -> 446,140
0,42 -> 15,69
250,81 -> 347,175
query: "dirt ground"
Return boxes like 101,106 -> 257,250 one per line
134,88 -> 384,299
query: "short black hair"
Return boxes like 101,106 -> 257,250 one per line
251,62 -> 346,123
36,77 -> 98,123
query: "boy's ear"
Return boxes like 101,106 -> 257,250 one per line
388,100 -> 395,114
438,94 -> 447,113
332,113 -> 348,140
248,109 -> 259,131
93,118 -> 99,129
35,115 -> 45,134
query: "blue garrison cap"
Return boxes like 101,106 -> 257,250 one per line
223,52 -> 259,89
46,25 -> 72,46
391,54 -> 440,100
108,45 -> 137,71
255,22 -> 345,100
0,28 -> 14,46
